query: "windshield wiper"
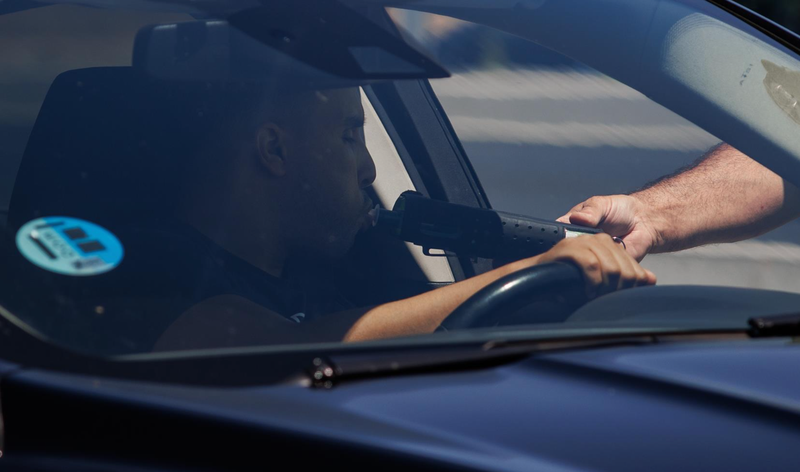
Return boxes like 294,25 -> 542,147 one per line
308,326 -> 776,389
307,334 -> 674,389
748,314 -> 800,338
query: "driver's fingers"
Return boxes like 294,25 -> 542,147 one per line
558,246 -> 603,299
605,236 -> 658,289
609,236 -> 647,290
641,268 -> 658,286
604,236 -> 656,288
630,254 -> 657,287
609,241 -> 640,290
567,235 -> 617,298
608,236 -> 656,286
548,234 -> 655,298
589,234 -> 658,294
584,237 -> 625,295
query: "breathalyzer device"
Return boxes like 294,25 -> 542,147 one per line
374,191 -> 602,261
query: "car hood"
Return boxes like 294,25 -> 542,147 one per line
4,338 -> 800,471
319,338 -> 800,471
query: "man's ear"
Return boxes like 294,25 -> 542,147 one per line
256,123 -> 288,177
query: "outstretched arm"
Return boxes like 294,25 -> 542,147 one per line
343,233 -> 655,342
558,143 -> 800,260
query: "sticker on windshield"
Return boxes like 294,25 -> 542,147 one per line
16,217 -> 124,276
763,59 -> 800,127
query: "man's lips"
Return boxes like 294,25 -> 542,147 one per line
367,204 -> 379,226
361,196 -> 374,215
359,197 -> 376,231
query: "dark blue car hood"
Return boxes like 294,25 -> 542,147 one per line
4,337 -> 800,471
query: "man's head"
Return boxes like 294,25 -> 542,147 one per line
181,85 -> 377,266
257,86 -> 377,257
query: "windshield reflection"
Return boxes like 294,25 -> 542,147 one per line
3,1 -> 798,364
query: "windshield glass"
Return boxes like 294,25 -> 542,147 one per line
389,7 -> 800,293
1,0 -> 800,361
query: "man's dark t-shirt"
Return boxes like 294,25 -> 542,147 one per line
125,223 -> 358,350
171,224 -> 354,323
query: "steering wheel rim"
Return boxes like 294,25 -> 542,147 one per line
439,262 -> 588,331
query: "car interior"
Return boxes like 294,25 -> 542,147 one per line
4,1 -> 800,359
0,17 -> 462,355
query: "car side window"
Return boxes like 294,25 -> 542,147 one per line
391,9 -> 800,293
361,88 -> 455,283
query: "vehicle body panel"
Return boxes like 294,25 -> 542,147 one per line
1,0 -> 800,470
4,339 -> 800,471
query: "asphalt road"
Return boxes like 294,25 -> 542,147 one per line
431,68 -> 800,293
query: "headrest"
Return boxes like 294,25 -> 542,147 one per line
8,66 -> 256,231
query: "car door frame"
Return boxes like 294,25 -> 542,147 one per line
363,5 -> 495,281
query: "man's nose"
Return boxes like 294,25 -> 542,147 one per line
358,147 -> 377,189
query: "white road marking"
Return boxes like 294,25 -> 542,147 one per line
433,68 -> 648,101
448,116 -> 717,151
660,240 -> 800,264
643,241 -> 800,294
433,68 -> 719,151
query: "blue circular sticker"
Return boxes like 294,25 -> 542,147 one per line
16,216 -> 124,276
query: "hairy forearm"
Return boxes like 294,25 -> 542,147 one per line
632,143 -> 800,253
343,257 -> 534,342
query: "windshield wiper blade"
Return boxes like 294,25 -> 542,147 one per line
307,327 -> 761,388
308,345 -> 529,389
748,314 -> 800,337
307,336 -> 660,389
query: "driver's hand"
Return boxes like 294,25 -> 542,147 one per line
556,195 -> 661,262
537,233 -> 657,299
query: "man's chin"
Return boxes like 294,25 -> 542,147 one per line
314,229 -> 359,260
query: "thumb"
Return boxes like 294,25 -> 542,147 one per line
565,197 -> 609,228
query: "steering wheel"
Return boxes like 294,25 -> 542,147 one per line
439,262 -> 588,330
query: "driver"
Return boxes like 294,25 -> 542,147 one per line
154,85 -> 656,351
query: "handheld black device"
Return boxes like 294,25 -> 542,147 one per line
374,191 -> 602,261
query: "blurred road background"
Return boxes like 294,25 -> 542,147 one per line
392,3 -> 800,293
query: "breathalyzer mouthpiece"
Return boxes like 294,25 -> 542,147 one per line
373,206 -> 404,235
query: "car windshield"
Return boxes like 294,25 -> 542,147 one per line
2,0 -> 800,364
